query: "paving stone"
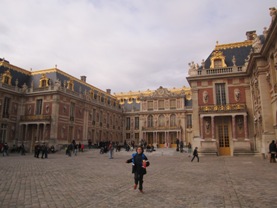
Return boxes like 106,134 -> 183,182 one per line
0,149 -> 276,207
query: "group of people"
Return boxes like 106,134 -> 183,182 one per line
1,142 -> 27,156
66,140 -> 84,157
1,143 -> 9,156
34,142 -> 49,159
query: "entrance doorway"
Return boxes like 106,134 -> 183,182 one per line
158,132 -> 165,148
217,117 -> 231,155
147,133 -> 153,145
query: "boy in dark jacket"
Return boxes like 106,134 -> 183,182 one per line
191,147 -> 199,162
126,146 -> 149,193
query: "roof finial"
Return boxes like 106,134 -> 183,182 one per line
216,41 -> 219,45
55,64 -> 57,68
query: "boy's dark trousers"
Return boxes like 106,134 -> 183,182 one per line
191,155 -> 199,162
134,172 -> 144,190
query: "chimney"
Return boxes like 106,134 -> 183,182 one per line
106,89 -> 111,94
246,31 -> 256,41
80,76 -> 86,82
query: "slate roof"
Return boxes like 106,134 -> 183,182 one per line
203,45 -> 252,69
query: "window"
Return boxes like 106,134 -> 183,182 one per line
215,83 -> 226,105
214,59 -> 222,68
4,76 -> 10,84
126,133 -> 131,139
2,97 -> 10,118
170,99 -> 176,109
148,115 -> 153,127
135,133 -> 139,140
148,101 -> 153,110
159,115 -> 165,127
0,124 -> 7,143
107,113 -> 110,125
100,111 -> 103,125
92,109 -> 96,124
135,117 -> 139,130
67,80 -> 74,91
158,100 -> 164,110
187,114 -> 192,128
36,99 -> 43,115
39,74 -> 49,87
1,70 -> 12,85
126,117 -> 130,130
170,114 -> 176,127
70,102 -> 75,121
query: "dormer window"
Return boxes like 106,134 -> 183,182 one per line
90,90 -> 94,98
1,70 -> 12,85
214,59 -> 222,68
67,79 -> 74,91
39,74 -> 49,88
210,50 -> 227,69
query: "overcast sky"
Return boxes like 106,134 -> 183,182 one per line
0,0 -> 276,93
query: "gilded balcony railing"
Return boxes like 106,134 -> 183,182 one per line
199,104 -> 246,113
20,115 -> 51,121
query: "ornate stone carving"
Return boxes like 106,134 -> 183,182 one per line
269,7 -> 276,21
188,61 -> 198,76
203,91 -> 208,103
252,33 -> 262,53
232,56 -> 236,66
234,89 -> 240,102
149,86 -> 175,98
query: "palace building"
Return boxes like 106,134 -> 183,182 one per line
0,7 -> 276,155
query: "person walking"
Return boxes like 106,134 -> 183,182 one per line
21,143 -> 25,155
2,143 -> 9,156
269,140 -> 277,163
126,146 -> 150,193
108,141 -> 114,159
191,147 -> 199,162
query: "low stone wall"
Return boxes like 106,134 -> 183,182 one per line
233,140 -> 252,153
200,140 -> 218,154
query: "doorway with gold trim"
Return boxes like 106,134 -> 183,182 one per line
216,117 -> 231,156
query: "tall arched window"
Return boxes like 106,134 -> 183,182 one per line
170,114 -> 176,127
148,115 -> 153,127
159,115 -> 165,127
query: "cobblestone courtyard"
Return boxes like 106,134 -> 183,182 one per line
0,149 -> 276,208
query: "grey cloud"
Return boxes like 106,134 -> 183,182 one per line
0,0 -> 276,92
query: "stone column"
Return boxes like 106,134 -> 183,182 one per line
43,123 -> 46,141
232,115 -> 236,140
36,124 -> 40,141
211,116 -> 215,140
200,116 -> 204,139
24,124 -> 28,141
244,114 -> 248,140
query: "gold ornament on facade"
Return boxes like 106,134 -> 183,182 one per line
210,50 -> 227,69
214,41 -> 252,50
39,74 -> 49,88
1,70 -> 12,85
200,104 -> 246,112
67,79 -> 74,91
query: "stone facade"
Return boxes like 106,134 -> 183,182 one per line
114,86 -> 192,148
1,7 -> 276,156
187,7 -> 277,156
